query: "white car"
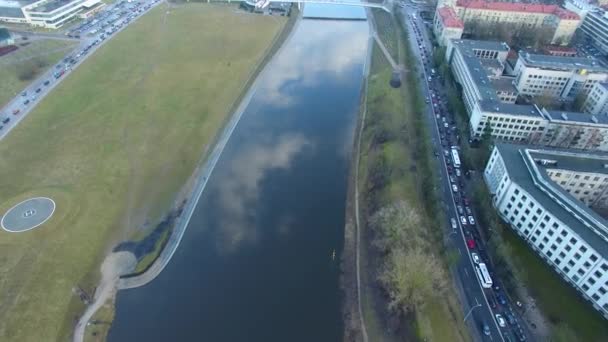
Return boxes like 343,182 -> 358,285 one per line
452,184 -> 458,193
455,168 -> 461,177
495,314 -> 506,328
460,216 -> 467,225
450,218 -> 457,229
471,252 -> 480,264
468,215 -> 475,225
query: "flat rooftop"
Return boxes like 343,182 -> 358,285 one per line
519,50 -> 608,73
542,108 -> 608,125
29,0 -> 83,13
496,143 -> 608,259
479,101 -> 542,117
490,77 -> 518,94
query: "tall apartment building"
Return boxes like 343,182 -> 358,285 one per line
580,8 -> 608,57
446,39 -> 608,150
484,143 -> 608,319
441,0 -> 581,45
513,51 -> 608,100
583,82 -> 608,115
434,6 -> 464,46
0,0 -> 103,28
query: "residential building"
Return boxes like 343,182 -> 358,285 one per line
484,143 -> 608,319
543,45 -> 578,57
0,0 -> 102,28
445,40 -> 608,150
583,82 -> 608,115
434,6 -> 463,46
513,51 -> 608,100
580,8 -> 608,57
448,0 -> 581,45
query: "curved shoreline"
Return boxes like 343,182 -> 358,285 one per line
117,10 -> 302,291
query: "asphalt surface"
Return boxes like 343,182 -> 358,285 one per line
398,2 -> 532,342
0,0 -> 162,141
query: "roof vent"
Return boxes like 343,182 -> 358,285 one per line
604,164 -> 608,169
592,115 -> 599,123
561,113 -> 569,120
496,107 -> 500,111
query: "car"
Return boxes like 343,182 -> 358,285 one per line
2,117 -> 9,124
483,323 -> 490,336
496,293 -> 507,305
488,296 -> 497,309
465,206 -> 472,215
457,205 -> 464,214
443,122 -> 449,128
495,314 -> 506,327
23,100 -> 30,105
455,168 -> 461,177
21,91 -> 27,97
506,312 -> 516,325
450,218 -> 457,229
452,184 -> 458,192
460,216 -> 467,225
450,176 -> 456,183
43,80 -> 50,86
12,109 -> 19,115
515,328 -> 526,341
468,215 -> 475,225
466,238 -> 475,249
471,252 -> 480,264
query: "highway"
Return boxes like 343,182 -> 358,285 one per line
397,2 -> 531,341
0,0 -> 162,141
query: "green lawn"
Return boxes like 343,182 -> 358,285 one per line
0,4 -> 285,341
503,230 -> 608,342
0,39 -> 77,107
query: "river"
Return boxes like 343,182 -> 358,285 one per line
108,5 -> 369,342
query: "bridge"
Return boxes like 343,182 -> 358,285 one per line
243,0 -> 391,12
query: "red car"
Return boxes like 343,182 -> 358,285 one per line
467,239 -> 476,249
12,109 -> 20,115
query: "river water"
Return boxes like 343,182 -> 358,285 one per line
109,6 -> 369,342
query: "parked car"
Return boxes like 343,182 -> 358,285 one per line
43,80 -> 50,86
465,206 -> 472,215
460,216 -> 467,225
2,117 -> 9,124
467,239 -> 475,249
496,293 -> 507,306
506,312 -> 516,325
457,205 -> 464,214
495,314 -> 506,328
452,184 -> 458,192
515,328 -> 526,341
483,323 -> 490,336
451,218 -> 457,229
12,109 -> 19,115
468,215 -> 476,225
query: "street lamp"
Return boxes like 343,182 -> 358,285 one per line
463,300 -> 482,322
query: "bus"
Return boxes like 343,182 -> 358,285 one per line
475,263 -> 493,288
451,147 -> 461,169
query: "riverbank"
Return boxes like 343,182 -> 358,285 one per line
75,5 -> 300,342
342,7 -> 471,342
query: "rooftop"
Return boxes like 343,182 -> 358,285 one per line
479,100 -> 543,117
29,0 -> 83,13
437,6 -> 464,28
456,0 -> 580,20
541,108 -> 608,125
495,143 -> 608,259
518,50 -> 608,72
490,76 -> 518,93
0,27 -> 10,40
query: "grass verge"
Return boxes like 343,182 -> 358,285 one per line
0,4 -> 285,341
355,9 -> 470,342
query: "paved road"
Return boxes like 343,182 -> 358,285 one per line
0,0 -> 162,141
398,2 -> 531,341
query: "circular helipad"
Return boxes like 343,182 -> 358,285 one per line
1,197 -> 55,232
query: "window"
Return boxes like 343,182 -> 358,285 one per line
559,252 -> 566,258
551,244 -> 557,251
602,264 -> 608,272
600,287 -> 607,295
595,270 -> 602,278
565,245 -> 572,252
555,258 -> 562,265
583,284 -> 590,291
574,253 -> 582,260
545,215 -> 551,222
556,237 -> 563,244
578,269 -> 585,276
589,277 -> 597,285
532,215 -> 538,222
525,209 -> 530,215
539,243 -> 545,249
560,230 -> 567,237
581,246 -> 588,253
591,255 -> 598,262
573,275 -> 580,282
514,189 -> 520,195
570,238 -> 578,245
535,230 -> 541,236
564,266 -> 570,273
548,230 -> 554,236
531,236 -> 537,242
543,237 -> 549,243
592,293 -> 600,301
568,260 -> 576,267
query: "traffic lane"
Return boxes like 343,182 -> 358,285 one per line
402,16 -> 504,341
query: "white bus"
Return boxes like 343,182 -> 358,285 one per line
475,263 -> 493,288
451,147 -> 461,169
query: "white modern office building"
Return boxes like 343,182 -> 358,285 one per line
580,7 -> 608,58
513,51 -> 608,100
484,143 -> 608,318
0,0 -> 102,28
583,82 -> 608,116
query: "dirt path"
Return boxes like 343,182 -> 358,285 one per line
73,252 -> 137,342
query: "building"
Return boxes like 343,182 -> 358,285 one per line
583,82 -> 608,115
513,51 -> 608,100
434,6 -> 464,46
0,0 -> 102,28
484,143 -> 608,319
448,0 -> 581,45
544,45 -> 578,57
580,8 -> 608,57
445,39 -> 608,150
0,26 -> 13,47
564,0 -> 596,20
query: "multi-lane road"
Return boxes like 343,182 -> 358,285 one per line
0,0 -> 162,141
398,2 -> 531,341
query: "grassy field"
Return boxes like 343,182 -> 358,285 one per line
0,39 -> 77,107
357,11 -> 470,341
0,4 -> 285,341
